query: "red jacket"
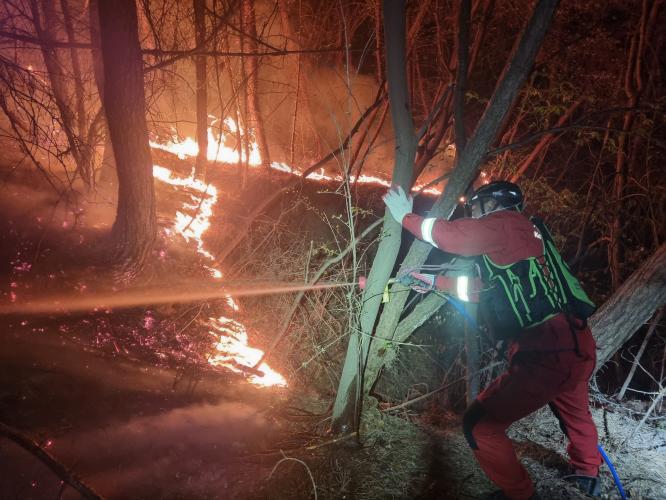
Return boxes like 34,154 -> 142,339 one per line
402,210 -> 577,351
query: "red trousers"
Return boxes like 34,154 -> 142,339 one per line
463,317 -> 602,499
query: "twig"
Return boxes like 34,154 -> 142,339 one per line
253,218 -> 382,368
212,92 -> 386,268
0,421 -> 103,499
268,452 -> 317,500
383,362 -> 501,412
618,308 -> 664,400
623,385 -> 666,447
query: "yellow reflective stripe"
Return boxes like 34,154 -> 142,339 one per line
456,275 -> 470,302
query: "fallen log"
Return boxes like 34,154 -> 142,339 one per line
591,244 -> 666,372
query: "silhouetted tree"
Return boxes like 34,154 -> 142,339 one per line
97,0 -> 156,277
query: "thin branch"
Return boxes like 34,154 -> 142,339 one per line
268,452 -> 317,500
383,362 -> 502,411
0,30 -> 344,57
618,308 -> 664,400
253,218 -> 382,369
0,421 -> 103,499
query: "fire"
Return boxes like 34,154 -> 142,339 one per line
151,117 -> 442,195
207,317 -> 286,387
152,165 -> 217,260
152,162 -> 285,387
150,118 -> 261,165
149,115 -> 446,388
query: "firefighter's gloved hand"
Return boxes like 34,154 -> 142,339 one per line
409,272 -> 436,293
382,186 -> 413,224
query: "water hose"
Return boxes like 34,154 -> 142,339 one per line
598,444 -> 627,499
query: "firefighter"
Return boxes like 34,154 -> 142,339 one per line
383,181 -> 603,500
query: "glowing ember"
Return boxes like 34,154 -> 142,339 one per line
152,163 -> 283,387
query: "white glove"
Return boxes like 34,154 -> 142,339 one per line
382,186 -> 413,224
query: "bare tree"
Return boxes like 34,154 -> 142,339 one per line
240,0 -> 270,170
194,0 -> 208,179
29,0 -> 98,188
609,0 -> 663,290
331,0 -> 416,434
97,0 -> 156,277
331,0 -> 561,435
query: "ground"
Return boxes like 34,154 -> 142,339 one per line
1,154 -> 664,499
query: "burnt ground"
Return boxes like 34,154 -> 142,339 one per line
1,155 -> 665,500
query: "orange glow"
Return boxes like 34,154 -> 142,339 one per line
150,118 -> 261,165
207,317 -> 287,387
148,114 -> 450,387
150,117 -> 442,196
152,162 -> 283,387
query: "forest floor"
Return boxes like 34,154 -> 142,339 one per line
1,153 -> 665,499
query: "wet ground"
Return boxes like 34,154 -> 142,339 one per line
0,330 -> 286,499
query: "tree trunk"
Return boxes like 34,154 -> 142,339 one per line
330,0 -> 416,435
88,0 -> 115,187
453,0 -> 470,151
362,0 -> 560,396
30,0 -> 94,187
465,302 -> 480,404
194,0 -> 208,179
97,0 -> 156,278
59,0 -> 88,140
609,0 -> 662,290
592,244 -> 666,372
241,0 -> 271,170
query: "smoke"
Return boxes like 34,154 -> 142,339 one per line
48,400 -> 278,498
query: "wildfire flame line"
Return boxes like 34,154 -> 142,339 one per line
152,155 -> 285,387
150,118 -> 443,195
148,115 -> 448,388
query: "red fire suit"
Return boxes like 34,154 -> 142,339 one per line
402,210 -> 602,500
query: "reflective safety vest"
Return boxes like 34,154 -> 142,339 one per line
477,217 -> 596,338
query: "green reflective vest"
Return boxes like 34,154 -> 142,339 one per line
478,217 -> 596,338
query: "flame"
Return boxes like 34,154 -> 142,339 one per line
150,118 -> 261,165
207,317 -> 286,387
152,162 -> 284,386
151,118 -> 442,195
149,114 -> 448,388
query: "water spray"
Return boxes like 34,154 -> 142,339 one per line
0,279 -> 365,316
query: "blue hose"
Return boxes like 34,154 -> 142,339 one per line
598,444 -> 627,499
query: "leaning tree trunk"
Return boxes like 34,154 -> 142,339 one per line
97,0 -> 156,277
592,244 -> 666,372
362,0 -> 560,396
330,0 -> 416,435
193,0 -> 208,179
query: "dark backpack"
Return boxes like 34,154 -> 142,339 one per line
530,216 -> 596,321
